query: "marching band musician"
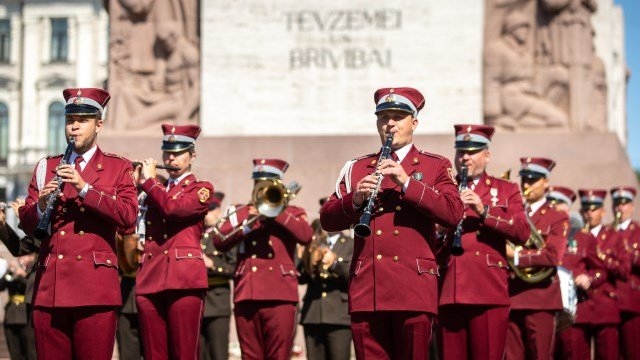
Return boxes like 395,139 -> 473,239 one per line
135,124 -> 214,359
547,186 -> 603,360
609,187 -> 639,360
298,210 -> 354,360
505,157 -> 569,360
578,189 -> 625,359
200,192 -> 237,360
320,87 -> 464,360
213,158 -> 313,360
438,124 -> 530,360
18,87 -> 138,360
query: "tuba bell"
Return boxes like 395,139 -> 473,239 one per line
506,187 -> 554,283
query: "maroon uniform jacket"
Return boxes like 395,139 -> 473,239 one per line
509,201 -> 569,311
213,205 -> 312,303
589,225 -> 626,325
440,172 -> 530,306
560,229 -> 605,324
320,145 -> 464,315
615,221 -> 640,314
19,148 -> 138,307
136,174 -> 213,295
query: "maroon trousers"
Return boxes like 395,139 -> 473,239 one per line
554,325 -> 591,360
136,289 -> 205,360
438,305 -> 509,360
234,300 -> 297,360
32,306 -> 118,360
350,311 -> 433,360
506,310 -> 556,360
620,312 -> 640,360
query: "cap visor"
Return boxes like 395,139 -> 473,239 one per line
161,142 -> 193,152
454,141 -> 488,151
519,170 -> 546,179
65,104 -> 100,116
375,102 -> 414,115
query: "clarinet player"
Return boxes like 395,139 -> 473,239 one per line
320,87 -> 464,359
438,124 -> 530,360
19,88 -> 138,360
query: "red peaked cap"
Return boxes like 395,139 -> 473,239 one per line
454,124 -> 496,151
252,158 -> 289,179
519,157 -> 555,179
547,186 -> 576,205
374,87 -> 425,117
578,189 -> 607,209
610,186 -> 636,204
63,88 -> 110,116
161,124 -> 201,152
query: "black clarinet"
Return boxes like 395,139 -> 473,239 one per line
451,165 -> 468,256
354,133 -> 394,238
34,138 -> 75,240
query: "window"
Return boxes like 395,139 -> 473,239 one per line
0,20 -> 10,63
48,102 -> 66,153
50,18 -> 68,62
0,102 -> 7,164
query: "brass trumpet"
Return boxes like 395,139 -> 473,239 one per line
131,161 -> 180,171
213,178 -> 301,241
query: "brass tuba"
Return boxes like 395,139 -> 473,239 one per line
506,188 -> 555,283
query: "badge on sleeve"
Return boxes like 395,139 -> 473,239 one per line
447,167 -> 458,186
198,188 -> 210,203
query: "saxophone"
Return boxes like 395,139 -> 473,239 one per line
506,188 -> 555,283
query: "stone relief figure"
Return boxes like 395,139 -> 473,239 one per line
483,0 -> 608,132
107,0 -> 199,132
484,11 -> 568,129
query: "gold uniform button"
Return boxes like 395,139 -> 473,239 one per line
148,236 -> 153,241
338,257 -> 344,262
62,207 -> 67,213
106,259 -> 112,265
376,230 -> 382,236
268,253 -> 273,258
76,255 -> 82,260
378,207 -> 384,212
146,221 -> 151,225
475,251 -> 480,256
393,230 -> 399,236
322,283 -> 327,288
268,240 -> 273,246
322,292 -> 327,298
187,253 -> 193,257
393,256 -> 399,261
79,207 -> 85,212
60,231 -> 66,236
251,254 -> 257,259
251,266 -> 257,272
376,254 -> 382,260
476,231 -> 481,236
163,250 -> 168,255
396,206 -> 402,211
251,241 -> 257,246
217,267 -> 223,272
57,254 -> 63,260
269,267 -> 273,271
213,251 -> 219,256
163,234 -> 168,239
79,231 -> 84,236
429,269 -> 435,275
203,233 -> 209,239
498,261 -> 503,267
162,219 -> 166,223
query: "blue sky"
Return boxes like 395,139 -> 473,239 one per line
618,0 -> 640,169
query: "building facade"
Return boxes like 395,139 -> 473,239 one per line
0,0 -> 108,215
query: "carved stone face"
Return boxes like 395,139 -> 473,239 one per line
511,24 -> 530,44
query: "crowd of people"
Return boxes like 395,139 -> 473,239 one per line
0,85 -> 637,360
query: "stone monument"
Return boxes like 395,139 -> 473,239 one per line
106,0 -> 200,132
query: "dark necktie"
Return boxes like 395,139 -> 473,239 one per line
391,152 -> 399,163
168,181 -> 176,192
74,156 -> 84,172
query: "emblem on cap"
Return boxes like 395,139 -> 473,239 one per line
385,94 -> 396,103
74,96 -> 84,105
168,135 -> 176,142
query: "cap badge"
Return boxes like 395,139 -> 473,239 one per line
385,94 -> 396,103
463,134 -> 471,141
168,135 -> 176,142
74,97 -> 84,105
